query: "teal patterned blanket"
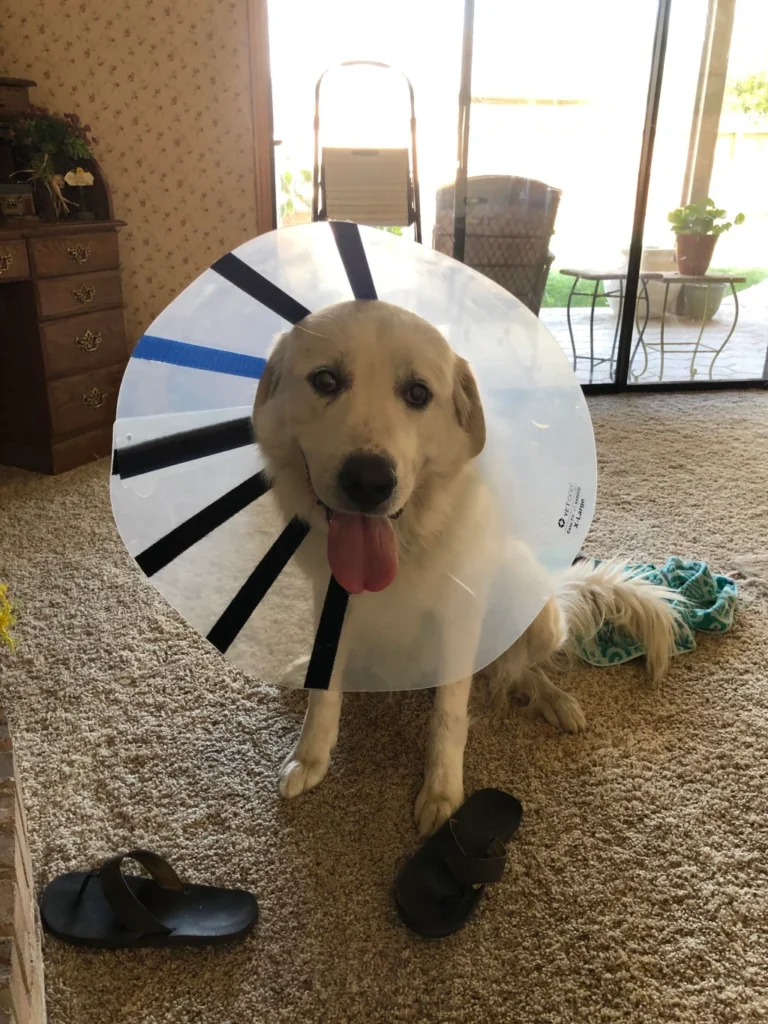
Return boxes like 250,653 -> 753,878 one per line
576,556 -> 738,667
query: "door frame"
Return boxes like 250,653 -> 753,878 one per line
248,0 -> 278,234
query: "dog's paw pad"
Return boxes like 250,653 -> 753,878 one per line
415,782 -> 464,837
535,689 -> 587,733
278,755 -> 329,799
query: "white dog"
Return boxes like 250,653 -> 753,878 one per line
253,300 -> 680,836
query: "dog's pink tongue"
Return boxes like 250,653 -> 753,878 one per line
327,513 -> 398,594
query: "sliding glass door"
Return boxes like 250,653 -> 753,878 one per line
458,0 -> 767,390
627,0 -> 768,386
267,0 -> 767,391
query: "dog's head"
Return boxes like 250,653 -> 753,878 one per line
253,300 -> 485,522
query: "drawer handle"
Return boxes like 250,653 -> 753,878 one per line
0,252 -> 12,275
72,285 -> 96,305
75,329 -> 102,353
82,387 -> 107,409
67,243 -> 91,264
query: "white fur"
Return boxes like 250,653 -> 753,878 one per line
253,301 -> 683,835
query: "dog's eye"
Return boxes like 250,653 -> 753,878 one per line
404,382 -> 432,408
309,369 -> 340,395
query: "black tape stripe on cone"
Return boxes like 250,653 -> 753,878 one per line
113,417 -> 254,479
211,253 -> 311,324
135,471 -> 272,577
329,222 -> 378,300
303,576 -> 350,690
207,516 -> 310,654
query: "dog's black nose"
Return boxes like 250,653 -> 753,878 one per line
338,452 -> 396,513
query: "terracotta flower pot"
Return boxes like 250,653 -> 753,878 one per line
675,233 -> 718,276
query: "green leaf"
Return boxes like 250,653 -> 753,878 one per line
729,72 -> 768,118
667,199 -> 742,235
734,212 -> 745,225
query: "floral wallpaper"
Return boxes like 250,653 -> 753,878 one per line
1,0 -> 261,343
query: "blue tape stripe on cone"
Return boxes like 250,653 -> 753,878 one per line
133,335 -> 266,379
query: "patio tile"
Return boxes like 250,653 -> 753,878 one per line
540,304 -> 767,384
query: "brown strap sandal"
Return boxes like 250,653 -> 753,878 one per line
395,789 -> 523,938
41,849 -> 258,948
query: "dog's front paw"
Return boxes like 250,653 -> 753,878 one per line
415,778 -> 464,837
535,686 -> 587,733
278,751 -> 330,799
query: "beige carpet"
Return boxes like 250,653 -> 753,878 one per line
1,392 -> 767,1024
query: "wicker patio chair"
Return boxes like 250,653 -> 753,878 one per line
433,175 -> 561,316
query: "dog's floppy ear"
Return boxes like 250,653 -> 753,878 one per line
254,332 -> 288,411
452,355 -> 486,457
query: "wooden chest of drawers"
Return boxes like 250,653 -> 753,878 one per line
29,231 -> 119,277
36,269 -> 124,319
0,241 -> 29,282
0,220 -> 128,474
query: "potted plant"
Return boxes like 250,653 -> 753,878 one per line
668,198 -> 745,276
6,106 -> 98,219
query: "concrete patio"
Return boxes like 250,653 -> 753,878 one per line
541,278 -> 768,385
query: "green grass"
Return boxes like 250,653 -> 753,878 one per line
708,267 -> 768,292
542,266 -> 768,308
542,272 -> 609,308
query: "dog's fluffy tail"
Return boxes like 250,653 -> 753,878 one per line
556,559 -> 683,682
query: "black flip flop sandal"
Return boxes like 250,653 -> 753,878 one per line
395,789 -> 523,938
41,849 -> 258,949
